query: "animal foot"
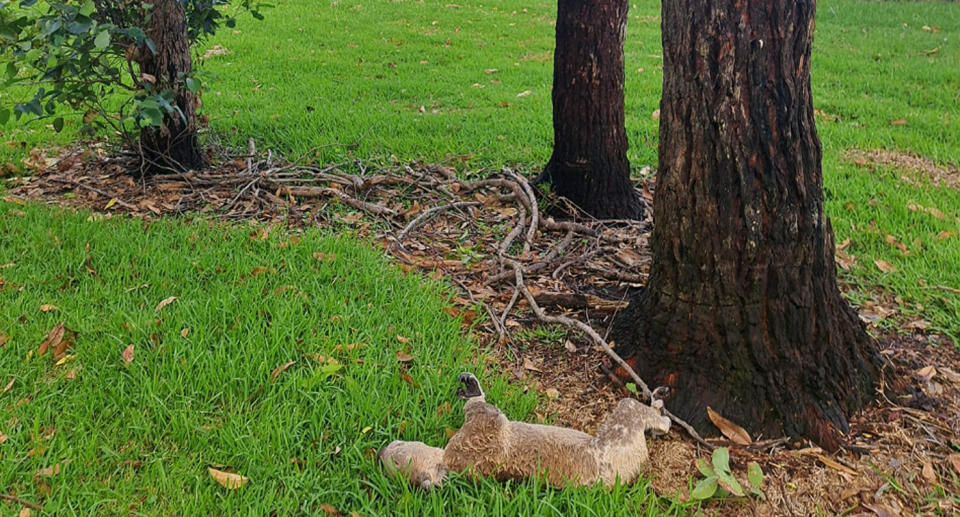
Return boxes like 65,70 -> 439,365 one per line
456,372 -> 484,399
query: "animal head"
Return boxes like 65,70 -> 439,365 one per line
378,440 -> 448,489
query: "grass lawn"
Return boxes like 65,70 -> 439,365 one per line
0,0 -> 959,514
0,202 -> 692,515
1,0 -> 958,337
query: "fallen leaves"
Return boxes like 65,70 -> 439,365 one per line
0,333 -> 8,347
2,377 -> 14,395
395,351 -> 414,362
208,467 -> 248,489
250,266 -> 276,276
37,322 -> 76,360
706,406 -> 752,445
948,454 -> 960,476
270,361 -> 296,381
121,344 -> 134,365
155,296 -> 177,312
874,259 -> 896,273
815,454 -> 857,476
39,304 -> 59,312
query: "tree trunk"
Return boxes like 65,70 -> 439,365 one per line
538,0 -> 642,220
138,0 -> 204,174
609,0 -> 881,451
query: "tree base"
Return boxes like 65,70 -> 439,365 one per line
536,158 -> 644,220
610,283 -> 882,451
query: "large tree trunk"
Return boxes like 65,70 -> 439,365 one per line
609,0 -> 881,451
537,0 -> 642,220
138,0 -> 204,174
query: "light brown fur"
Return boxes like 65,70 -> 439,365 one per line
379,374 -> 670,488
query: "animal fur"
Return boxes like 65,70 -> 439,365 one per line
379,373 -> 670,488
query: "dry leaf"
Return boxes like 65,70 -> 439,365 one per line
544,388 -> 560,399
2,377 -> 13,394
706,406 -> 752,445
922,461 -> 936,482
564,340 -> 577,353
180,328 -> 190,338
948,454 -> 960,475
36,464 -> 60,477
864,503 -> 898,517
39,304 -> 59,312
396,335 -> 410,344
320,504 -> 340,515
122,344 -> 134,365
208,467 -> 249,489
890,118 -> 908,126
0,432 -> 7,444
516,90 -> 532,97
522,357 -> 542,373
313,251 -> 337,262
250,266 -> 275,276
651,109 -> 660,120
19,508 -> 31,517
38,322 -> 66,356
815,454 -> 858,475
398,372 -> 416,386
0,333 -> 8,347
155,296 -> 177,311
444,427 -> 457,438
915,365 -> 936,379
270,361 -> 296,381
874,260 -> 896,273
395,351 -> 414,362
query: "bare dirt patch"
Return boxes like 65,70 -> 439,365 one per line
846,148 -> 960,190
5,146 -> 959,516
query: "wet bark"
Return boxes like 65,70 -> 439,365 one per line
610,0 -> 881,451
538,0 -> 642,220
138,0 -> 204,174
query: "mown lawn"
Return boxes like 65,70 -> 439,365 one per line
0,202 -> 693,515
1,0 -> 958,337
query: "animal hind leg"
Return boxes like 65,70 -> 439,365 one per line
457,372 -> 485,400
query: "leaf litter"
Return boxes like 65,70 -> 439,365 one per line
5,145 -> 960,516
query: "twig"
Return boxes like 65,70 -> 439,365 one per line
47,178 -> 137,210
283,187 -> 397,216
398,202 -> 480,243
0,493 -> 42,511
501,258 -> 711,448
503,169 -> 538,254
246,138 -> 256,172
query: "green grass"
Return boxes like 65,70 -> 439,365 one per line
0,201 -> 690,515
2,1 -> 958,338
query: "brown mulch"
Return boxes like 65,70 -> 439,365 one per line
4,145 -> 960,516
846,148 -> 960,190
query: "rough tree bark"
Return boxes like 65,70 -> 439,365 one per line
609,0 -> 881,450
537,0 -> 642,220
138,0 -> 204,173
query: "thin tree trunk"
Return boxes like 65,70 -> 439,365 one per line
138,0 -> 204,174
538,0 -> 641,220
610,0 -> 881,451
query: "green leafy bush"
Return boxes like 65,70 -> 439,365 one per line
0,0 -> 265,148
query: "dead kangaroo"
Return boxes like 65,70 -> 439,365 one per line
379,372 -> 670,489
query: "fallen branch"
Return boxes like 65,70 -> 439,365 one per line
502,258 -> 711,448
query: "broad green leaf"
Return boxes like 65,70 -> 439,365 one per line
711,447 -> 730,473
53,117 -> 64,132
716,470 -> 745,497
94,30 -> 110,49
185,77 -> 200,93
625,382 -> 637,395
79,0 -> 96,17
0,108 -> 9,125
696,458 -> 715,478
690,477 -> 718,500
747,461 -> 763,488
